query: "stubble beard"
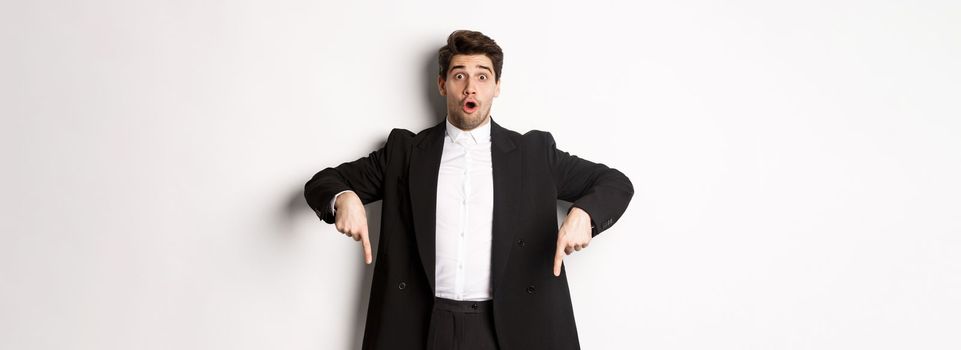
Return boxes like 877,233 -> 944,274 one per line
448,105 -> 490,131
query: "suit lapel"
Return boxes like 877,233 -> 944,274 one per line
408,118 -> 520,296
489,119 -> 521,295
409,120 -> 445,294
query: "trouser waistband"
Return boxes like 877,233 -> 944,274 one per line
433,297 -> 493,314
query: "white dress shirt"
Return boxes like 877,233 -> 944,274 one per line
332,117 -> 494,301
433,117 -> 494,301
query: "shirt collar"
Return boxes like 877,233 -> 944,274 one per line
445,115 -> 492,145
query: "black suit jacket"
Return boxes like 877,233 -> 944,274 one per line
304,118 -> 633,349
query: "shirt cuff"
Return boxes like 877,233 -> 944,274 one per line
330,190 -> 354,217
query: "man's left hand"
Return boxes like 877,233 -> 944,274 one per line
553,206 -> 592,277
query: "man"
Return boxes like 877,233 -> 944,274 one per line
304,30 -> 633,350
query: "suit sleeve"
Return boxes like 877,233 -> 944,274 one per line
545,132 -> 634,237
304,129 -> 402,224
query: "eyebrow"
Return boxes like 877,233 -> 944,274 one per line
450,64 -> 494,75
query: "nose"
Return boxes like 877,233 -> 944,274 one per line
463,78 -> 476,95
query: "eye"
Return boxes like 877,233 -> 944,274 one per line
455,73 -> 465,79
479,74 -> 487,80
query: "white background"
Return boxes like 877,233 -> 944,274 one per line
2,0 -> 959,349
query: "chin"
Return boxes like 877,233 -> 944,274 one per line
448,112 -> 486,130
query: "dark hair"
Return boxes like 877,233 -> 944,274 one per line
438,30 -> 503,83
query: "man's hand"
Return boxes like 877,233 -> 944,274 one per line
334,191 -> 372,264
553,207 -> 593,277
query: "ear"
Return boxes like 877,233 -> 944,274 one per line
494,79 -> 501,98
437,76 -> 447,96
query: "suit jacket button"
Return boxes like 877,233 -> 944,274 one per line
516,239 -> 526,247
526,285 -> 536,294
471,303 -> 478,310
398,282 -> 407,290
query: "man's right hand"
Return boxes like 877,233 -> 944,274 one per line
333,191 -> 372,264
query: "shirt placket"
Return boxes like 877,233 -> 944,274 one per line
454,137 -> 472,299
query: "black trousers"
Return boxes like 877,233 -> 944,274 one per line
426,297 -> 499,350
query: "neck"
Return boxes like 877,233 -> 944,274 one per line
447,114 -> 490,131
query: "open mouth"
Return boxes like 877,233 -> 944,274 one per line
463,100 -> 478,113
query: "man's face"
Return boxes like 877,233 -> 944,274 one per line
438,54 -> 501,131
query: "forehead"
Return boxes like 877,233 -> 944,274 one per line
448,54 -> 493,71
